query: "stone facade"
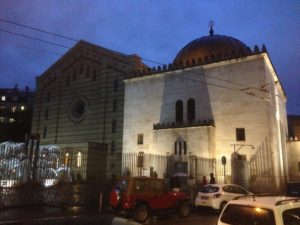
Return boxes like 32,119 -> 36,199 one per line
31,41 -> 146,180
123,53 -> 288,192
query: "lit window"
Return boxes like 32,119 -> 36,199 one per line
137,134 -> 143,145
9,118 -> 15,123
1,96 -> 5,101
11,106 -> 17,112
20,106 -> 25,111
65,153 -> 69,166
76,152 -> 82,167
0,117 -> 4,122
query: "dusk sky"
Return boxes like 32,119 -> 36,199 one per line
0,0 -> 299,114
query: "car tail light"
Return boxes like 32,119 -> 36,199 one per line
213,193 -> 221,199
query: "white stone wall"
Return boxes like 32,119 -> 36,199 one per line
287,141 -> 300,181
123,54 -> 288,189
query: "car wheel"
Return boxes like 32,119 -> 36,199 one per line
133,203 -> 149,223
178,201 -> 190,217
219,201 -> 227,213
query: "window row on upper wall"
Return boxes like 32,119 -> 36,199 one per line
66,66 -> 98,86
175,98 -> 195,123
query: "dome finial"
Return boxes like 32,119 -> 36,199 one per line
209,20 -> 215,36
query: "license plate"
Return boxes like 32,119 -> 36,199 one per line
201,196 -> 209,200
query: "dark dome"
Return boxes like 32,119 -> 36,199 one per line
173,34 -> 251,64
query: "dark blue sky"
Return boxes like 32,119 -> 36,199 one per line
0,0 -> 299,114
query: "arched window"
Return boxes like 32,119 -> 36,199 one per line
176,100 -> 183,123
76,152 -> 82,167
187,98 -> 195,122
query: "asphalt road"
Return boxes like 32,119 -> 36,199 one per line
147,208 -> 219,225
0,206 -> 219,225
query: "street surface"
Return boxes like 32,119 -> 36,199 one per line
0,206 -> 219,225
147,208 -> 219,225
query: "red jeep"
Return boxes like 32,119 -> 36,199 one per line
109,176 -> 190,223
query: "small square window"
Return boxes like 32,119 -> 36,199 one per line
137,134 -> 143,145
1,96 -> 6,101
236,128 -> 246,141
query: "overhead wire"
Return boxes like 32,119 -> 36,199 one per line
0,42 -> 63,55
0,28 -> 70,49
0,18 -> 78,42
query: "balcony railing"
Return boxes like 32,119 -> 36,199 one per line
153,119 -> 214,130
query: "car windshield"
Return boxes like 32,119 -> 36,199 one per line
200,185 -> 219,193
283,207 -> 300,225
220,204 -> 276,225
286,183 -> 300,197
115,179 -> 128,191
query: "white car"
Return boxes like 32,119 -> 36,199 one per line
195,184 -> 252,211
217,195 -> 300,225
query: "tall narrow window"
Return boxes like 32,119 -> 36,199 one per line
112,119 -> 117,133
113,79 -> 118,91
187,98 -> 195,122
137,134 -> 143,145
236,128 -> 246,141
43,126 -> 47,138
184,141 -> 187,155
174,142 -> 177,155
66,76 -> 70,86
46,92 -> 50,102
179,141 -> 182,155
65,153 -> 69,166
92,69 -> 97,81
76,152 -> 82,167
45,108 -> 49,120
111,141 -> 116,153
86,67 -> 90,78
80,64 -> 83,74
113,99 -> 118,112
176,100 -> 183,123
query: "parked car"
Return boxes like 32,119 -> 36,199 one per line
217,195 -> 300,225
195,184 -> 252,212
109,176 -> 190,223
